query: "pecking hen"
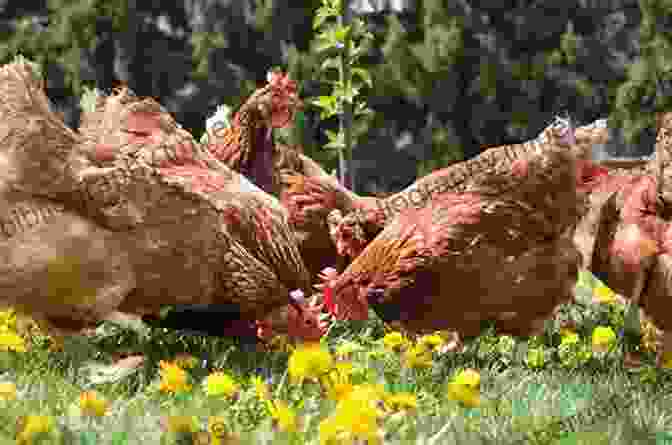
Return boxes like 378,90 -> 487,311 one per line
321,117 -> 600,338
582,111 -> 672,366
0,59 -> 326,349
328,117 -> 602,261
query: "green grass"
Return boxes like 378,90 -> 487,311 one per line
2,271 -> 672,445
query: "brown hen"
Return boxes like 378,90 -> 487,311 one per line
324,119 -> 597,338
0,60 -> 326,348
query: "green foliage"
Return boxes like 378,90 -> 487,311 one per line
190,32 -> 227,79
611,0 -> 672,144
0,0 -> 128,95
309,0 -> 375,181
79,86 -> 101,114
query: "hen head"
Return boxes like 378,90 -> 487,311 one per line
259,290 -> 329,343
242,70 -> 302,130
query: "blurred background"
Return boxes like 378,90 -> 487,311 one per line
1,0 -> 670,194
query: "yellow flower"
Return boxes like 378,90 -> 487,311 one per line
322,362 -> 355,401
174,353 -> 199,369
320,385 -> 384,445
591,326 -> 617,353
16,415 -> 54,445
384,392 -> 418,412
159,361 -> 191,394
0,382 -> 17,401
418,333 -> 445,352
593,284 -> 617,304
79,390 -> 109,417
382,332 -> 407,351
0,309 -> 17,330
204,372 -> 239,398
526,347 -> 546,369
403,344 -> 433,369
0,330 -> 26,352
447,369 -> 481,408
560,331 -> 580,346
335,341 -> 363,359
288,343 -> 333,384
163,415 -> 198,434
267,400 -> 298,432
208,416 -> 231,445
251,375 -> 270,402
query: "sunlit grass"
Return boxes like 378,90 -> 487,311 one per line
1,271 -> 672,444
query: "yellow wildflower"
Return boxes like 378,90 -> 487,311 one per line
447,369 -> 481,408
593,284 -> 617,304
0,382 -> 17,401
267,400 -> 298,432
251,376 -> 270,402
16,415 -> 54,445
174,353 -> 199,369
335,341 -> 363,359
320,385 -> 383,445
322,362 -> 355,401
208,416 -> 231,445
384,392 -> 418,412
79,390 -> 109,417
418,333 -> 445,352
204,372 -> 239,398
403,344 -> 433,369
560,331 -> 579,346
159,361 -> 191,394
592,326 -> 617,353
163,415 -> 198,434
0,330 -> 26,352
0,309 -> 16,330
382,332 -> 407,351
526,347 -> 546,369
288,343 -> 333,384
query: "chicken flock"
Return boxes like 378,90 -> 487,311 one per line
2,59 -> 672,366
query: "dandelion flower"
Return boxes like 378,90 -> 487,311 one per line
79,390 -> 109,417
382,332 -> 407,351
159,361 -> 191,394
403,344 -> 433,369
16,415 -> 53,445
204,372 -> 239,398
560,331 -> 579,346
526,347 -> 546,369
322,362 -> 355,401
208,416 -> 230,445
0,382 -> 17,401
384,392 -> 418,412
288,343 -> 333,384
418,333 -> 445,352
447,369 -> 481,408
320,385 -> 384,445
251,376 -> 270,402
592,326 -> 617,353
268,400 -> 298,432
0,330 -> 26,352
335,341 -> 363,359
593,284 -> 617,304
162,415 -> 198,434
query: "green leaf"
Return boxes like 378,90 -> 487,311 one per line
314,35 -> 337,53
313,10 -> 332,30
321,58 -> 341,72
351,67 -> 372,87
310,95 -> 337,110
333,25 -> 351,43
111,432 -> 129,445
324,131 -> 345,150
79,431 -> 99,445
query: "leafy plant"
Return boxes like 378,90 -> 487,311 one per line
309,0 -> 375,188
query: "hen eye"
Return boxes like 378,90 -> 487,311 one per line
305,319 -> 314,326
